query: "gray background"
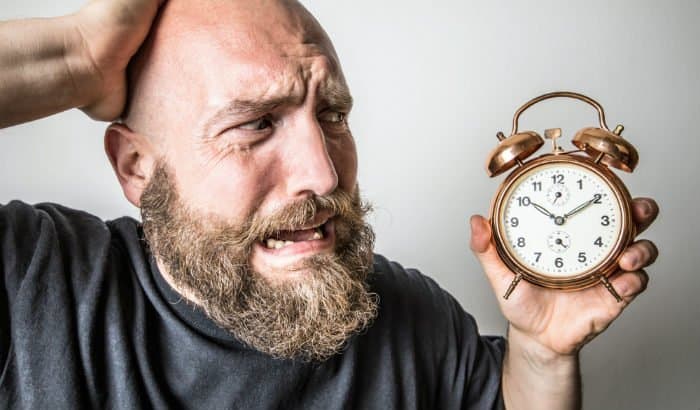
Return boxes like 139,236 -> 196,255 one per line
1,0 -> 698,408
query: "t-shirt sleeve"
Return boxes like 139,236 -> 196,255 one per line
438,290 -> 505,410
0,200 -> 112,371
0,200 -> 47,366
414,270 -> 505,410
372,255 -> 506,409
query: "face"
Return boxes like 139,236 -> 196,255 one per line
129,0 -> 359,281
118,0 -> 377,360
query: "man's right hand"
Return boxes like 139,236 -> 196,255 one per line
0,0 -> 164,128
71,0 -> 165,120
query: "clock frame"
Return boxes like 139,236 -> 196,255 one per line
484,91 -> 640,301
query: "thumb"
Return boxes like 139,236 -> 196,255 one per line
469,215 -> 512,292
469,214 -> 492,254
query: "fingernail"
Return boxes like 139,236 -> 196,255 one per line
624,254 -> 638,268
642,201 -> 653,216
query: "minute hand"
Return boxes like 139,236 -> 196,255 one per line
564,195 -> 600,219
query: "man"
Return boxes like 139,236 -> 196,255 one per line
0,0 -> 659,408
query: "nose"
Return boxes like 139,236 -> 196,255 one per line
284,115 -> 338,198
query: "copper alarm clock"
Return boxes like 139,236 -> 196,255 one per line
486,91 -> 639,301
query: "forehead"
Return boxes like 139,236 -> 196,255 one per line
161,0 -> 346,97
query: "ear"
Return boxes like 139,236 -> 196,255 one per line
104,123 -> 156,207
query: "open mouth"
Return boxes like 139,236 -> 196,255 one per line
250,214 -> 337,274
258,216 -> 335,255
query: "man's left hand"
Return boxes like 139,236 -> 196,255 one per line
469,197 -> 659,356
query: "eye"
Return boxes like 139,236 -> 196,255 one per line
237,116 -> 273,131
318,110 -> 346,123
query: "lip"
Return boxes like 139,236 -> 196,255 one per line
252,218 -> 336,266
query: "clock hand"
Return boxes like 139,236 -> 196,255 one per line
553,191 -> 562,204
530,202 -> 555,219
555,238 -> 569,249
564,194 -> 601,219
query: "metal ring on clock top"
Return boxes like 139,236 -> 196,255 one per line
510,91 -> 610,135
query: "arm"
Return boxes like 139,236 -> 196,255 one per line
0,17 -> 95,128
0,0 -> 164,128
469,197 -> 659,409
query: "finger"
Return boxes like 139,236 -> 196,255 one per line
469,214 -> 491,254
609,270 -> 649,301
619,239 -> 659,271
631,197 -> 659,235
469,215 -> 512,290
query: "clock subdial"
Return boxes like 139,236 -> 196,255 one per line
547,183 -> 570,207
547,231 -> 571,254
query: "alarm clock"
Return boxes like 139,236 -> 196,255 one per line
486,91 -> 639,301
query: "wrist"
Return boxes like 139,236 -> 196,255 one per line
60,13 -> 105,109
507,324 -> 579,372
503,324 -> 582,409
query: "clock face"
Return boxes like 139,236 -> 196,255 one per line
497,161 -> 623,279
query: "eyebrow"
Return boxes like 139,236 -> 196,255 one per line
199,97 -> 294,139
199,81 -> 353,139
321,81 -> 354,111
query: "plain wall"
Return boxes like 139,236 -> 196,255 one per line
1,0 -> 698,408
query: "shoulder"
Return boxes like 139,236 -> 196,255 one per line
0,199 -> 110,238
367,254 -> 489,356
369,255 -> 506,407
0,200 -> 122,292
370,254 -> 468,322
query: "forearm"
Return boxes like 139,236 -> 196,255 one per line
502,325 -> 582,410
0,15 -> 98,128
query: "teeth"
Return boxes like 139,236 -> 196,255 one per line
263,226 -> 326,250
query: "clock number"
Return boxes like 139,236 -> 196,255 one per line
532,181 -> 542,191
594,237 -> 604,247
517,237 -> 526,247
593,194 -> 602,204
577,179 -> 583,190
534,252 -> 542,262
517,196 -> 531,207
555,257 -> 564,268
601,215 -> 610,226
510,217 -> 519,227
578,252 -> 587,263
552,174 -> 564,184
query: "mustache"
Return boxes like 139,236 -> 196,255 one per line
206,188 -> 370,249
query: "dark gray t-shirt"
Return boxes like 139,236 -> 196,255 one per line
0,201 -> 505,409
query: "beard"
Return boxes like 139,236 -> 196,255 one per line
139,162 -> 378,361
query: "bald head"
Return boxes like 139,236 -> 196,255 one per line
123,0 -> 344,141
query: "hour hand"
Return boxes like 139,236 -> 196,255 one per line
530,202 -> 555,219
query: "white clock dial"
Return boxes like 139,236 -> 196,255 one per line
499,162 -> 623,278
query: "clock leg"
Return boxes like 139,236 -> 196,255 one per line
599,275 -> 623,303
503,273 -> 523,300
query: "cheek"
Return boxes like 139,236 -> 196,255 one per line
328,136 -> 358,192
170,148 -> 278,221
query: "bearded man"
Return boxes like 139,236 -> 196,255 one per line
0,0 -> 659,409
